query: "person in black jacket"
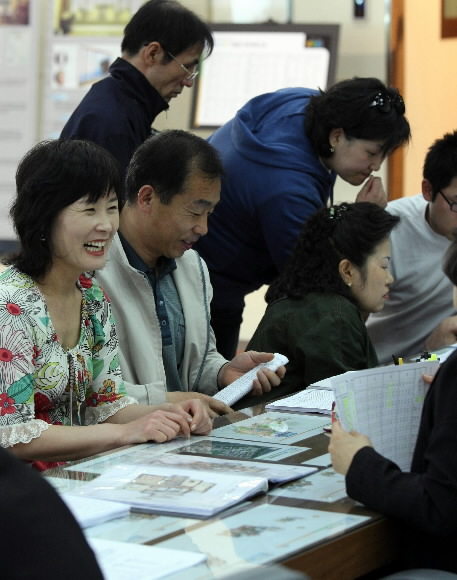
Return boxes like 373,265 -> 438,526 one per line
329,233 -> 457,573
60,0 -> 213,187
0,446 -> 104,579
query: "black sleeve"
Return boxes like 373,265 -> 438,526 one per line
0,448 -> 104,580
346,355 -> 457,535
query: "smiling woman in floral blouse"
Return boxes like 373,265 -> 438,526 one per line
0,139 -> 211,470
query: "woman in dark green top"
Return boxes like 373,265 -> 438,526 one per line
239,202 -> 399,409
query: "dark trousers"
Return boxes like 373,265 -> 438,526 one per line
210,304 -> 244,360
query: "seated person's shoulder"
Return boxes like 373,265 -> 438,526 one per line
0,265 -> 32,288
387,193 -> 425,215
179,248 -> 203,269
267,293 -> 358,322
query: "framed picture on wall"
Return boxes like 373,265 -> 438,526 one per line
442,0 -> 457,37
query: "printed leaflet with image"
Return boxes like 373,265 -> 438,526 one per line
213,353 -> 289,406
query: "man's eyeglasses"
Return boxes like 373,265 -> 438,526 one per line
142,43 -> 199,81
167,51 -> 199,81
369,92 -> 405,115
439,190 -> 457,213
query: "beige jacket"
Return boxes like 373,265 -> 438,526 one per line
96,235 -> 227,405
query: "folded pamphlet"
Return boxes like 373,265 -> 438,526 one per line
213,353 -> 289,406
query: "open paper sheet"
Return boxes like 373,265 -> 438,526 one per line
210,411 -> 328,444
88,537 -> 206,580
269,467 -> 347,503
158,504 -> 369,579
61,494 -> 129,528
85,511 -> 198,545
332,361 -> 439,471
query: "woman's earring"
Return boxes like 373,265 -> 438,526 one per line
329,145 -> 335,153
347,282 -> 352,287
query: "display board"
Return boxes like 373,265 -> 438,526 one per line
40,1 -> 142,141
191,23 -> 339,129
0,0 -> 39,247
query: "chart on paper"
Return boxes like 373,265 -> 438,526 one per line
332,361 -> 439,471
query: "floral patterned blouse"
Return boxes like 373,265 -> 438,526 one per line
0,267 -> 137,466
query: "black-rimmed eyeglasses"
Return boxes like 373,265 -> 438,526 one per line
369,92 -> 405,115
439,190 -> 457,213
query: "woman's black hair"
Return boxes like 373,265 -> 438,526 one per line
266,202 -> 400,307
9,139 -> 122,279
305,77 -> 411,158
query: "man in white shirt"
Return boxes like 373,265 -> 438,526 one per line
367,131 -> 457,362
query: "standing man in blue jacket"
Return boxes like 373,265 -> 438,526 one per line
60,0 -> 213,185
195,79 -> 411,359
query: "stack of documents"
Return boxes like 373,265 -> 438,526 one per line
266,388 -> 334,414
60,494 -> 129,528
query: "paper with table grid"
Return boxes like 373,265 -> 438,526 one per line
332,361 -> 439,471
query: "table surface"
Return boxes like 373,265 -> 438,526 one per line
45,405 -> 399,580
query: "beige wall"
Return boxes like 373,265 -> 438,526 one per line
402,0 -> 457,197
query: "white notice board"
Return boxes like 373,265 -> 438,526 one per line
191,24 -> 339,129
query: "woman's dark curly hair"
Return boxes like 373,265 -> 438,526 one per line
305,77 -> 411,158
8,139 -> 122,279
266,202 -> 400,307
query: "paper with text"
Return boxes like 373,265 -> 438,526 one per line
88,537 -> 206,580
266,388 -> 334,414
332,361 -> 439,471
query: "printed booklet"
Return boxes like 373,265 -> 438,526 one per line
69,463 -> 270,518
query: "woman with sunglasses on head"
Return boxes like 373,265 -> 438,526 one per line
235,201 -> 399,409
195,77 -> 411,360
329,233 -> 457,574
0,139 -> 211,471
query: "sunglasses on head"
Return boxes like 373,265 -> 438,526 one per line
369,92 -> 405,115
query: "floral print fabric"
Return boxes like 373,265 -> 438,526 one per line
0,267 -> 136,453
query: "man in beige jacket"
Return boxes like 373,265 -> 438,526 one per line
96,130 -> 285,416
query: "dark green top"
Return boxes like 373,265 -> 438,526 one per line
238,292 -> 379,410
